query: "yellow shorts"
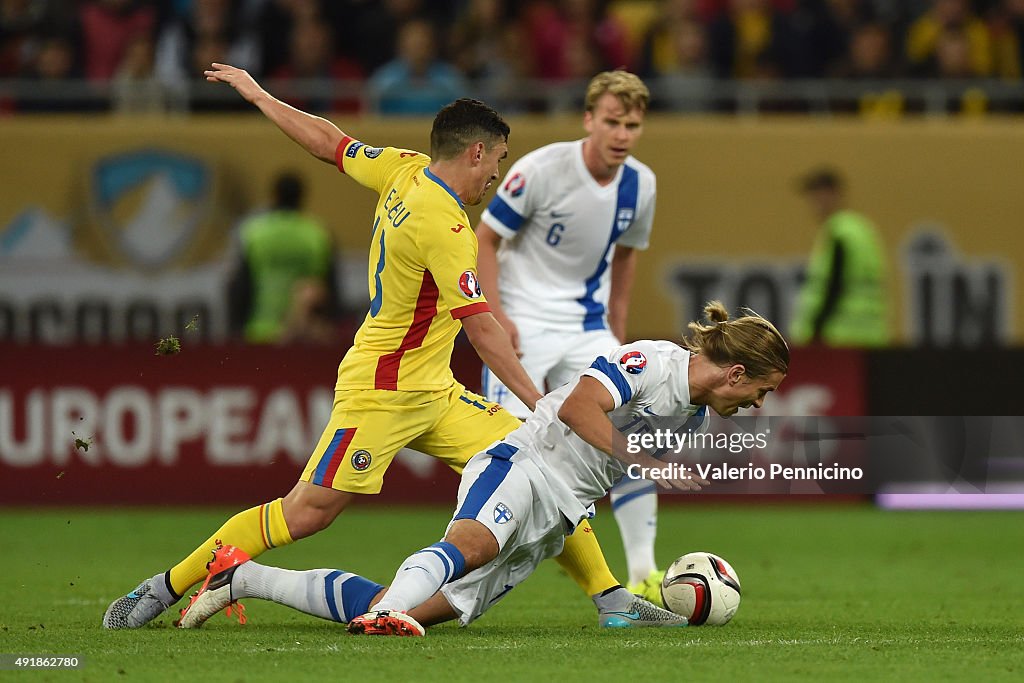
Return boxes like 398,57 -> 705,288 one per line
300,382 -> 522,494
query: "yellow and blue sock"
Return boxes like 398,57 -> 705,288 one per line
167,498 -> 294,598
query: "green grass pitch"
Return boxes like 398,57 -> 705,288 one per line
2,505 -> 1023,682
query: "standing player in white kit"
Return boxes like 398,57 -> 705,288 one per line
476,70 -> 664,600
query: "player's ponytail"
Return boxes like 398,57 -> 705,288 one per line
682,301 -> 789,378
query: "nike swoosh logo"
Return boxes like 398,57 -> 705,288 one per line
642,406 -> 660,416
605,610 -> 641,619
550,211 -> 571,218
126,592 -> 140,599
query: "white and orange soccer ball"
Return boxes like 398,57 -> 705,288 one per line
661,552 -> 742,626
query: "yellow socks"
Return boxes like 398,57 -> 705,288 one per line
555,519 -> 620,597
167,498 -> 293,597
167,502 -> 618,601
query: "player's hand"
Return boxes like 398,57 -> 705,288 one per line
204,63 -> 264,103
655,470 -> 709,493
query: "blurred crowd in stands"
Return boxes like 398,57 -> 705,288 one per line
2,0 -> 1024,114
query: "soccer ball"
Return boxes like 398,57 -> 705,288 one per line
661,552 -> 742,626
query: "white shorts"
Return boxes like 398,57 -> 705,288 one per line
440,442 -> 572,625
482,323 -> 621,418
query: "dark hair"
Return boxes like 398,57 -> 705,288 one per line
430,98 -> 510,161
683,300 -> 790,378
273,171 -> 304,210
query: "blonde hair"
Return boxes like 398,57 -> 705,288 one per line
683,301 -> 790,378
585,70 -> 650,114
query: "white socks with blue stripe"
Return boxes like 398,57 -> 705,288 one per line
373,541 -> 466,613
610,478 -> 659,584
231,562 -> 384,623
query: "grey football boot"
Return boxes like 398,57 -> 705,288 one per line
102,573 -> 175,629
598,588 -> 688,628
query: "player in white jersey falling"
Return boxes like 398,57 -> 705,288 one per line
176,302 -> 788,634
476,70 -> 664,600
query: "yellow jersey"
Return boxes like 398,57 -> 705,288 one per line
333,136 -> 490,391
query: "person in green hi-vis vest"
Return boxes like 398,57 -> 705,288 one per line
791,167 -> 890,347
228,171 -> 342,344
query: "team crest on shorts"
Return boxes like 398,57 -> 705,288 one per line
493,502 -> 513,524
503,172 -> 525,197
619,351 -> 647,374
351,450 -> 372,471
458,270 -> 482,299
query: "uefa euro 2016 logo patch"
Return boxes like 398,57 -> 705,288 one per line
493,502 -> 513,524
503,172 -> 525,197
363,146 -> 383,159
351,450 -> 372,471
458,270 -> 482,299
619,350 -> 647,374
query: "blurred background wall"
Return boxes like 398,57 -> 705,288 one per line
2,0 -> 1023,506
1,117 -> 1019,346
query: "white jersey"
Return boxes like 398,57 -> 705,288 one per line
481,140 -> 656,332
502,340 -> 707,524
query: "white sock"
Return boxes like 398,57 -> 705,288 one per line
610,478 -> 659,584
373,542 -> 466,613
232,562 -> 384,623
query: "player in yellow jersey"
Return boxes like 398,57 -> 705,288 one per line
104,63 -> 655,630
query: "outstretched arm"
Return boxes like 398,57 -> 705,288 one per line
204,63 -> 344,164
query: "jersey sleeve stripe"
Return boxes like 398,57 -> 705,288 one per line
450,301 -> 490,320
335,136 -> 355,174
582,367 -> 626,409
374,271 -> 439,390
483,196 -> 525,235
585,357 -> 633,406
